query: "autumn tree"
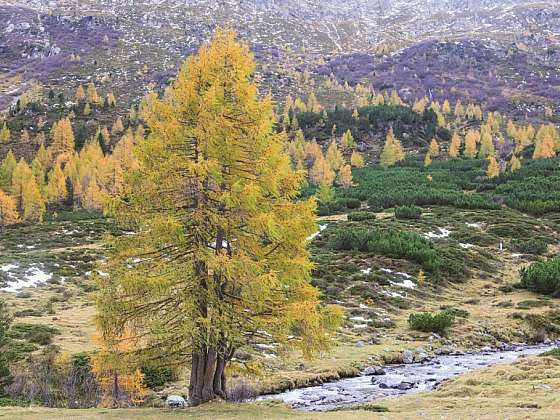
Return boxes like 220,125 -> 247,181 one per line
96,30 -> 341,406
448,133 -> 462,158
0,123 -> 10,144
340,130 -> 356,153
380,128 -> 405,168
424,152 -> 432,167
76,85 -> 86,102
22,177 -> 45,222
326,140 -> 344,171
478,125 -> 495,158
45,163 -> 67,204
486,156 -> 500,178
428,138 -> 440,158
86,82 -> 100,105
350,151 -> 365,168
310,151 -> 335,187
50,118 -> 75,164
106,92 -> 117,107
463,129 -> 479,159
533,134 -> 556,159
111,117 -> 125,136
509,155 -> 521,172
337,164 -> 353,188
0,151 -> 17,190
0,190 -> 19,231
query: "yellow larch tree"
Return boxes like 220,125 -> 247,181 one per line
22,176 -> 45,222
340,130 -> 356,153
45,163 -> 67,204
533,134 -> 556,159
478,125 -> 495,158
428,138 -> 440,157
442,99 -> 451,114
0,189 -> 19,231
463,130 -> 479,159
0,150 -> 17,190
49,118 -> 75,165
424,152 -> 432,167
326,140 -> 344,171
350,150 -> 365,168
96,29 -> 341,406
380,128 -> 405,168
76,84 -> 86,102
0,122 -> 10,144
337,164 -> 353,188
111,116 -> 125,136
509,155 -> 521,172
86,82 -> 100,105
448,133 -> 462,158
486,156 -> 500,178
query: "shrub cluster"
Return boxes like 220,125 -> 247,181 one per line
511,239 -> 548,255
520,258 -> 560,296
394,205 -> 422,220
348,211 -> 376,221
408,312 -> 454,335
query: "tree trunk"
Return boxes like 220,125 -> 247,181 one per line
188,347 -> 228,406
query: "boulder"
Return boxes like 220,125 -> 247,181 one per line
415,352 -> 429,362
402,350 -> 414,364
397,381 -> 415,390
356,340 -> 365,347
165,395 -> 186,409
363,365 -> 386,376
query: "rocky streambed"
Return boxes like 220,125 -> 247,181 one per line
260,343 -> 559,411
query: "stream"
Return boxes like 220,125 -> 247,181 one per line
260,342 -> 559,411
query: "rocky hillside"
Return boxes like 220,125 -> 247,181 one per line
1,1 -> 558,116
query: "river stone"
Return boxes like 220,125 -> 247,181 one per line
402,350 -> 414,364
166,395 -> 186,408
356,340 -> 365,347
363,365 -> 386,376
415,352 -> 429,362
397,381 -> 415,390
435,345 -> 455,355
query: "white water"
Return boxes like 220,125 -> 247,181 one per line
260,343 -> 559,411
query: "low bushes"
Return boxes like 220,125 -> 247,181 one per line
511,239 -> 548,255
348,211 -> 376,221
408,311 -> 454,335
318,198 -> 361,216
329,227 -> 466,277
394,205 -> 422,220
520,258 -> 560,296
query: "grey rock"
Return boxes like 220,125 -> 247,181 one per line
165,395 -> 186,409
356,340 -> 365,348
397,381 -> 415,390
363,365 -> 386,376
415,352 -> 429,362
402,350 -> 414,364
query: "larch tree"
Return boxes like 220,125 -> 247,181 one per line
448,133 -> 462,158
486,156 -> 500,178
428,138 -> 440,158
454,100 -> 465,119
463,130 -> 479,159
0,151 -> 17,190
337,164 -> 353,188
111,117 -> 125,136
50,118 -> 75,164
350,151 -> 365,168
341,130 -> 355,153
107,92 -> 117,107
0,189 -> 19,232
45,163 -> 67,204
96,30 -> 341,406
22,177 -> 45,222
10,159 -> 34,212
86,82 -> 100,105
423,152 -> 432,167
442,99 -> 451,114
76,85 -> 86,102
380,128 -> 405,168
509,155 -> 521,172
478,125 -> 495,158
533,134 -> 556,159
0,123 -> 10,144
326,140 -> 344,171
310,151 -> 335,187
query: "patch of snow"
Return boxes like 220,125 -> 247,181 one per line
1,264 -> 18,272
424,228 -> 451,239
460,243 -> 475,249
361,268 -> 372,275
256,343 -> 275,350
399,279 -> 416,289
511,253 -> 523,258
349,316 -> 371,322
466,222 -> 482,228
359,303 -> 369,309
307,224 -> 327,241
353,324 -> 368,329
1,267 -> 52,292
380,268 -> 393,273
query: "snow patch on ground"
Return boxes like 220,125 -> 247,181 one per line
460,243 -> 475,249
466,222 -> 482,228
1,265 -> 52,292
424,228 -> 451,239
307,224 -> 327,241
